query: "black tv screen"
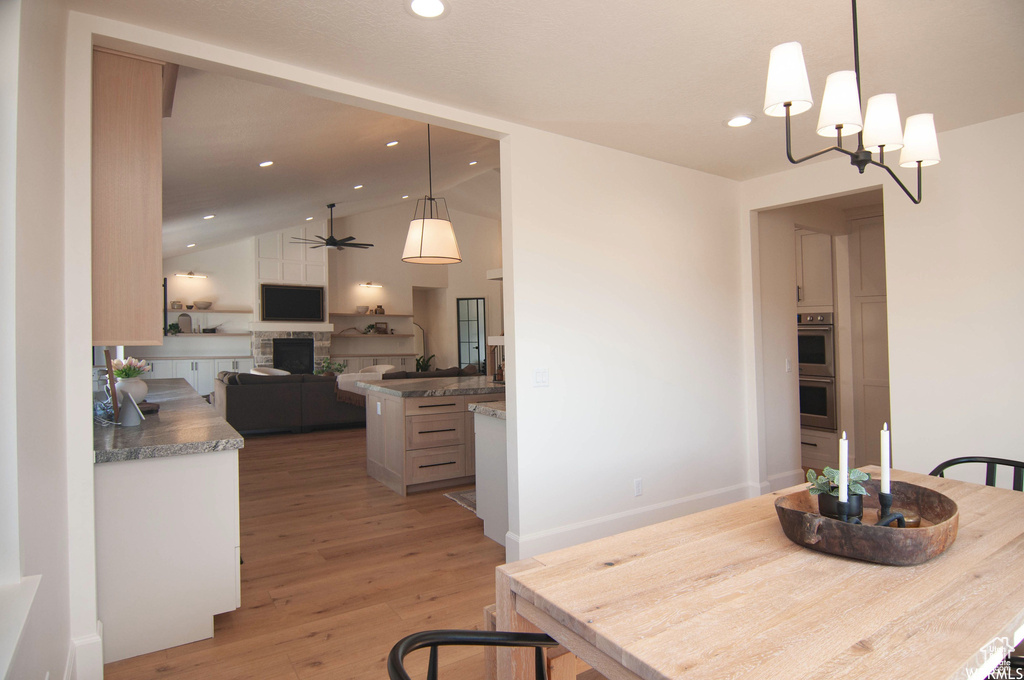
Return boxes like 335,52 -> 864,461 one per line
260,284 -> 324,322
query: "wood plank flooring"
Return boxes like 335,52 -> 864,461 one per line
104,427 -> 505,680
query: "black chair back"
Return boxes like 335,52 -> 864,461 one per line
929,456 -> 1024,491
387,629 -> 558,680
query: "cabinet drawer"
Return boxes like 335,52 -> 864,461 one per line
801,431 -> 838,470
405,396 -> 465,416
406,413 -> 465,450
406,445 -> 466,484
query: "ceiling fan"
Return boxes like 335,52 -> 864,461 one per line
291,203 -> 374,250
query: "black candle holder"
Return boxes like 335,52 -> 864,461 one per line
874,491 -> 906,528
835,500 -> 862,525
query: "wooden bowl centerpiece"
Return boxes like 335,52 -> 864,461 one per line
775,479 -> 958,566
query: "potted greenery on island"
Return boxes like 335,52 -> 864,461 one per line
807,466 -> 871,520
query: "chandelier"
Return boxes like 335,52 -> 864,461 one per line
763,0 -> 940,203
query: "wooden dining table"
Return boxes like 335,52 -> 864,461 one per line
496,468 -> 1024,680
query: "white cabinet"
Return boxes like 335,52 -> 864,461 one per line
142,359 -> 174,380
796,230 -> 834,308
174,359 -> 216,396
215,358 -> 253,374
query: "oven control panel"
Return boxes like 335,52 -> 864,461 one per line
798,312 -> 833,325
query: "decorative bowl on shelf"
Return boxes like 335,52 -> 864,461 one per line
193,300 -> 212,309
356,306 -> 369,314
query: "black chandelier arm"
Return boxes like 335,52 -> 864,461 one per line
865,158 -> 923,204
784,106 -> 854,165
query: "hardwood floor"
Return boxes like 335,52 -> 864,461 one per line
104,427 -> 505,680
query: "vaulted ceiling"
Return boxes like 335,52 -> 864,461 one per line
70,0 -> 1024,254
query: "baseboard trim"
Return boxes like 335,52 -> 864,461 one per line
506,482 -> 752,560
67,630 -> 103,680
767,468 -> 806,493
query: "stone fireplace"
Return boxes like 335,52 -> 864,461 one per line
252,330 -> 331,373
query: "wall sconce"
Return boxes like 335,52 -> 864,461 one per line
175,271 -> 208,279
359,282 -> 383,288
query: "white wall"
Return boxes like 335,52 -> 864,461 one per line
9,0 -> 75,678
740,113 -> 1024,485
504,128 -> 747,558
164,238 -> 256,312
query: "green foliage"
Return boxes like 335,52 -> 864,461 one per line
166,322 -> 181,336
314,357 -> 348,375
415,354 -> 435,372
363,323 -> 376,334
806,466 -> 871,497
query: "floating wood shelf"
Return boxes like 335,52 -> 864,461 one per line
330,353 -> 417,358
165,333 -> 250,337
332,333 -> 413,338
329,312 -> 413,318
167,309 -> 252,314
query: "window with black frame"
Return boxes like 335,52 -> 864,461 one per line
456,297 -> 486,373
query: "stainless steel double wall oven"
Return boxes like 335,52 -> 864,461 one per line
798,312 -> 836,430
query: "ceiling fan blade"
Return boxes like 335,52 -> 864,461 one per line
337,236 -> 355,243
339,243 -> 374,249
291,236 -> 327,244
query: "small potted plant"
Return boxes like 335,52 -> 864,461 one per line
314,358 -> 348,376
807,466 -> 871,520
110,357 -> 152,404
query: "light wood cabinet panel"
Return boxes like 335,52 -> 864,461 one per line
405,413 -> 465,449
92,49 -> 164,346
406,445 -> 466,485
795,230 -> 834,308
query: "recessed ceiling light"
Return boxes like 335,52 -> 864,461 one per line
386,141 -> 399,147
468,161 -> 478,166
402,195 -> 409,199
203,214 -> 215,220
305,216 -> 313,221
408,0 -> 448,19
186,243 -> 196,248
727,115 -> 754,128
354,185 -> 364,190
259,161 -> 274,167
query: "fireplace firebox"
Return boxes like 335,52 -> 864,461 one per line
273,338 -> 314,374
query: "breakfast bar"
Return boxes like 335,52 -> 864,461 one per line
496,468 -> 1024,680
94,378 -> 243,662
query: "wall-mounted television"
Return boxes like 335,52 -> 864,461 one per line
260,284 -> 325,322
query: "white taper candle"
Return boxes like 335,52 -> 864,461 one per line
839,431 -> 849,503
881,422 -> 891,494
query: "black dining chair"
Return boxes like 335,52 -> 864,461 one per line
929,456 -> 1024,491
387,629 -> 559,680
930,456 -> 1024,676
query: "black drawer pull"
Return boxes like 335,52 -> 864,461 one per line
801,441 -> 818,447
419,461 -> 457,469
419,403 -> 458,408
419,428 -> 458,435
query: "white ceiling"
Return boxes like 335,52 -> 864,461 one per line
71,0 -> 1024,253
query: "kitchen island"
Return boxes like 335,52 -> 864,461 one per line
358,375 -> 504,496
94,378 -> 242,662
469,400 -> 508,546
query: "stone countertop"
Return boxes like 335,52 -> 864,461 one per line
356,375 -> 505,398
468,400 -> 506,420
94,378 -> 243,464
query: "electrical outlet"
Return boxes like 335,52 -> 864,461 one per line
534,369 -> 549,387
786,358 -> 792,373
376,401 -> 381,416
634,478 -> 642,496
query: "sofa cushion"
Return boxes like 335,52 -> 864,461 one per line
459,365 -> 479,376
236,372 -> 304,385
302,373 -> 337,384
217,371 -> 241,385
382,371 -> 409,380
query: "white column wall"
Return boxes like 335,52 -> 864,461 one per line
9,0 -> 75,678
740,113 -> 1024,483
504,128 -> 748,558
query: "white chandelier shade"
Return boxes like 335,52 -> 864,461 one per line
764,42 -> 813,117
402,216 -> 462,265
816,71 -> 863,137
862,93 -> 904,152
900,114 -> 941,168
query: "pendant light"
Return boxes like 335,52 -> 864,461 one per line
402,124 -> 462,264
763,0 -> 940,204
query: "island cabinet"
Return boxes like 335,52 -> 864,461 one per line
363,378 -> 504,496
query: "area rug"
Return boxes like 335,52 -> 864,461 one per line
445,489 -> 477,513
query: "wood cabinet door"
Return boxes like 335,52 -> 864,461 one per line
92,49 -> 163,345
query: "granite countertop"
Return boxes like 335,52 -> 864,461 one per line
468,400 -> 506,420
357,375 -> 505,398
94,378 -> 243,464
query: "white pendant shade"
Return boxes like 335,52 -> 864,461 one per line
900,113 -> 941,167
816,71 -> 863,137
862,93 -> 904,152
764,42 -> 813,117
403,218 -> 462,264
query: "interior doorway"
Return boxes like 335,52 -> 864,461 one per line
753,188 -> 890,489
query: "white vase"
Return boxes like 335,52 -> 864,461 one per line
115,377 -> 148,405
